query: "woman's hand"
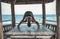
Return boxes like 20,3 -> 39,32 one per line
35,21 -> 40,29
17,20 -> 23,31
17,25 -> 20,31
37,24 -> 40,29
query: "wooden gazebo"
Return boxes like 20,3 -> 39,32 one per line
0,0 -> 60,39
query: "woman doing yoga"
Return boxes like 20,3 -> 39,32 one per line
17,11 -> 40,31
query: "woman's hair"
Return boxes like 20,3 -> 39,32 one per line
24,11 -> 33,17
24,11 -> 33,27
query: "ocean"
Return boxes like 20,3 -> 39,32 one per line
2,14 -> 57,25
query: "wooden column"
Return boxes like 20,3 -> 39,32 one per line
42,0 -> 46,25
56,0 -> 60,39
11,1 -> 15,27
0,0 -> 3,39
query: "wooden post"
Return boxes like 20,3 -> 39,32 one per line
0,0 -> 3,39
11,1 -> 15,27
42,0 -> 46,25
56,0 -> 60,39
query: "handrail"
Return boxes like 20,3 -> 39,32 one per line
2,20 -> 11,22
46,23 -> 57,32
46,20 -> 57,22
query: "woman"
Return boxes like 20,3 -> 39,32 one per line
17,11 -> 40,31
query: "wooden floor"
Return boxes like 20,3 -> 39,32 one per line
7,38 -> 43,39
4,37 -> 47,39
3,24 -> 55,39
4,36 -> 43,39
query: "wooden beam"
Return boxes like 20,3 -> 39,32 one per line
42,0 -> 46,25
11,1 -> 15,27
2,0 -> 54,4
25,0 -> 29,4
0,0 -> 3,39
56,0 -> 60,39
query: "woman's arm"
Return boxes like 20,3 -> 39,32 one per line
17,16 -> 25,31
35,21 -> 40,29
17,20 -> 24,31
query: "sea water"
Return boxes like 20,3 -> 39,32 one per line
2,14 -> 57,25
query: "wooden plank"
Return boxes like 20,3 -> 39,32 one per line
0,0 -> 3,39
36,36 -> 52,39
10,36 -> 35,38
10,35 -> 52,39
1,0 -> 54,4
11,1 -> 15,27
42,0 -> 46,25
56,0 -> 60,39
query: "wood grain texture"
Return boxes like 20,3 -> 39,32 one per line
56,0 -> 60,39
1,0 -> 54,4
11,1 -> 15,28
0,0 -> 3,39
42,0 -> 46,25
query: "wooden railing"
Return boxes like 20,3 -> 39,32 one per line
3,20 -> 57,33
3,24 -> 57,33
2,20 -> 11,22
3,24 -> 12,32
45,20 -> 57,33
46,23 -> 57,33
45,23 -> 57,39
2,20 -> 12,32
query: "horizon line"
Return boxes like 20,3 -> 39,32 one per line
2,13 -> 56,15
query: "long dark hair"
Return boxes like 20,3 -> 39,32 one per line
24,11 -> 33,17
24,11 -> 33,27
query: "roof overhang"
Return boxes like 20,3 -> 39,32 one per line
1,0 -> 54,4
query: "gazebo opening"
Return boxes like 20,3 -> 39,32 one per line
15,4 -> 42,24
0,0 -> 58,39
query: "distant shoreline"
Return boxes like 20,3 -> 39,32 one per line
2,14 -> 56,15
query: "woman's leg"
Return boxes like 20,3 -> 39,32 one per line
32,16 -> 40,29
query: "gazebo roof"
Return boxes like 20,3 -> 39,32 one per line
1,0 -> 54,4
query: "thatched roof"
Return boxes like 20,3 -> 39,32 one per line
1,0 -> 54,4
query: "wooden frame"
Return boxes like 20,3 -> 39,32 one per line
1,0 -> 54,4
0,0 -> 59,39
0,0 -> 3,39
56,0 -> 60,39
42,0 -> 46,25
11,1 -> 15,28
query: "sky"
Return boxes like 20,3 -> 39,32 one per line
1,0 -> 56,15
